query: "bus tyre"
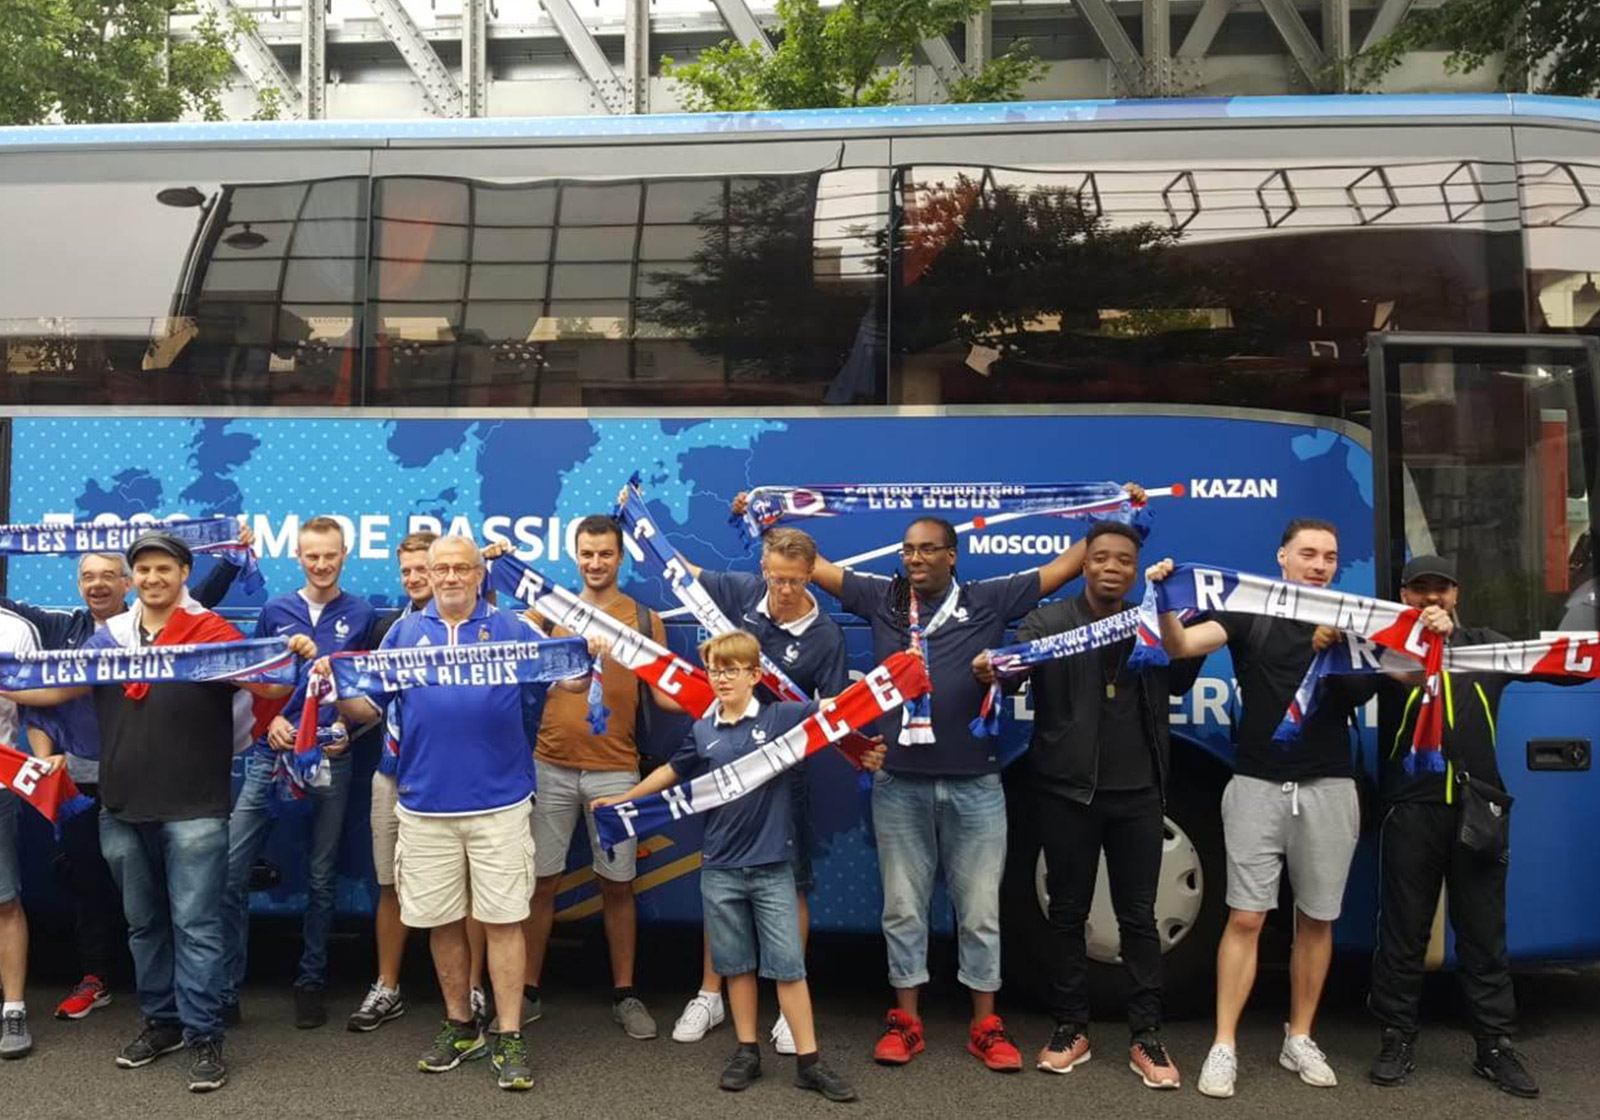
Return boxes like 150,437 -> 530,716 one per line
1000,777 -> 1228,1018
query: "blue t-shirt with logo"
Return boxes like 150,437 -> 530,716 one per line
669,698 -> 817,869
252,589 -> 375,753
699,570 -> 848,698
361,599 -> 552,815
838,568 -> 1040,777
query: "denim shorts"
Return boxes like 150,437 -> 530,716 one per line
0,790 -> 18,905
701,861 -> 805,982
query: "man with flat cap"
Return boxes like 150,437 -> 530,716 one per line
1366,555 -> 1585,1099
2,531 -> 313,1093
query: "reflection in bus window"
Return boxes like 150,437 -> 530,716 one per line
890,159 -> 1526,419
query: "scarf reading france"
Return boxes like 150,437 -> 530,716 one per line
593,651 -> 928,855
0,514 -> 263,592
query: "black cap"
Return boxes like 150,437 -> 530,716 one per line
126,531 -> 193,568
1401,554 -> 1456,586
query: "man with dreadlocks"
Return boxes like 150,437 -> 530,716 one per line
732,484 -> 1144,1072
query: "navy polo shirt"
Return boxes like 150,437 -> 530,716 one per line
838,568 -> 1040,778
361,599 -> 553,815
699,570 -> 849,698
669,698 -> 816,869
252,589 -> 376,752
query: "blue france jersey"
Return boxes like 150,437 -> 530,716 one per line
251,589 -> 376,751
363,599 -> 551,815
668,699 -> 817,869
698,570 -> 848,699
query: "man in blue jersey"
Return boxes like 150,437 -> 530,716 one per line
219,517 -> 374,1030
327,535 -> 597,1091
0,527 -> 248,1023
667,527 -> 849,1055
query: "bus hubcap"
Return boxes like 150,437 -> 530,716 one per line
1034,815 -> 1205,964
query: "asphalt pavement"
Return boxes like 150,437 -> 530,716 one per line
6,924 -> 1597,1119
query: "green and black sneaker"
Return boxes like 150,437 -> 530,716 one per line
419,1019 -> 488,1073
492,1031 -> 535,1091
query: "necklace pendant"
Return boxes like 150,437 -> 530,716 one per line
1105,682 -> 1116,699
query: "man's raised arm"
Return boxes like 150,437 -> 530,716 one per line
1144,558 -> 1229,659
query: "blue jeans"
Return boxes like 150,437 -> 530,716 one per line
871,770 -> 1007,992
0,789 -> 19,905
701,862 -> 806,982
222,748 -> 352,1002
98,812 -> 229,1044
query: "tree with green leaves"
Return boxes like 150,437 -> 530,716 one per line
1355,0 -> 1599,97
663,0 -> 1044,112
0,1 -> 244,126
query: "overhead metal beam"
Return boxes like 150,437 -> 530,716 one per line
301,1 -> 326,120
1143,0 -> 1172,95
919,36 -> 968,100
197,0 -> 303,115
624,0 -> 649,114
463,0 -> 489,117
1074,0 -> 1147,93
365,0 -> 464,116
1177,0 -> 1233,59
1360,0 -> 1415,53
1323,0 -> 1351,90
541,0 -> 630,115
708,0 -> 773,54
1256,0 -> 1327,88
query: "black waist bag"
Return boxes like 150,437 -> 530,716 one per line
1456,770 -> 1512,858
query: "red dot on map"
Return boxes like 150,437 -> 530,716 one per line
973,517 -> 987,530
1171,483 -> 1186,497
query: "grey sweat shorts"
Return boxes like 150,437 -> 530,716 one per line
1220,774 -> 1360,921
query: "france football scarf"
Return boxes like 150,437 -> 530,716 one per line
0,637 -> 298,691
970,607 -> 1143,738
614,477 -> 874,765
324,636 -> 593,696
0,514 -> 263,593
593,651 -> 928,855
0,743 -> 94,832
735,481 -> 1156,546
900,583 -> 962,745
488,554 -> 718,718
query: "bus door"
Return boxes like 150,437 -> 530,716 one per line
1369,332 -> 1600,960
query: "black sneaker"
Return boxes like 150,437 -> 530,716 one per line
492,1031 -> 535,1091
221,1002 -> 241,1028
419,1019 -> 488,1073
1369,1028 -> 1417,1087
720,1047 -> 763,1091
187,1039 -> 227,1093
347,984 -> 406,1032
795,1058 -> 857,1102
116,1023 -> 186,1069
294,985 -> 327,1030
1473,1037 -> 1539,1098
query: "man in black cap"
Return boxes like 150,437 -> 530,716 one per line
3,531 -> 313,1093
1366,555 -> 1582,1098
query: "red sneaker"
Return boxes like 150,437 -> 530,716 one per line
968,1014 -> 1023,1072
873,1009 -> 926,1065
55,975 -> 112,1020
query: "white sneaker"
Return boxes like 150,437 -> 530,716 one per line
1279,1026 -> 1337,1087
670,991 -> 725,1043
770,1012 -> 796,1055
1197,1043 -> 1238,1099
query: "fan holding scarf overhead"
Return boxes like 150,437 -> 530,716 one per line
724,481 -> 1149,1070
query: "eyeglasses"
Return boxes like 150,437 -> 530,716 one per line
428,563 -> 480,579
900,543 -> 953,559
763,575 -> 807,590
707,666 -> 758,680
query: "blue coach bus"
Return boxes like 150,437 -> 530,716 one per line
1,94 -> 1596,1006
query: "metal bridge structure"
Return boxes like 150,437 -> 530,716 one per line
179,1 -> 1478,121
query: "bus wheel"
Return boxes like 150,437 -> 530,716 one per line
1000,773 -> 1227,1018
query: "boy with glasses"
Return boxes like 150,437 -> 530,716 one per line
594,631 -> 872,1102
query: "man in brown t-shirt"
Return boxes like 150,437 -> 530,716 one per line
523,515 -> 681,1041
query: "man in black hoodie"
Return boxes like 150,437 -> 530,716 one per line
1366,555 -> 1581,1099
976,520 -> 1199,1089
